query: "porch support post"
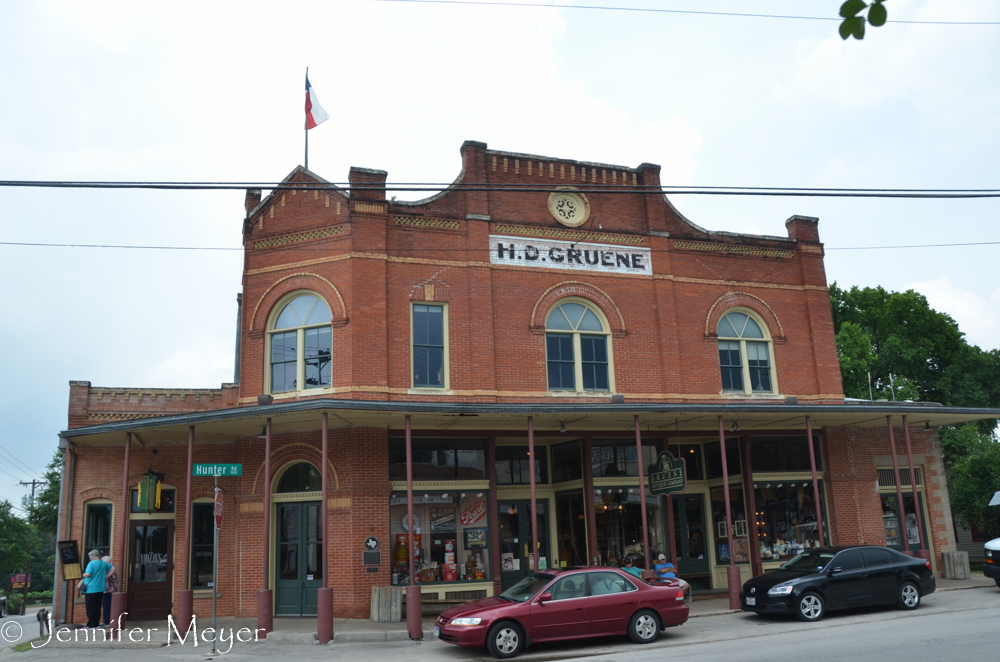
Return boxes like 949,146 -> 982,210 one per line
634,416 -> 653,577
528,416 -> 539,573
806,416 -> 826,547
740,435 -> 762,577
581,436 -> 598,565
887,416 -> 910,554
718,417 -> 740,610
665,436 -> 678,567
257,418 -> 273,637
488,437 -> 502,593
176,426 -> 195,635
901,415 -> 929,560
110,432 -> 131,637
317,412 -> 333,643
405,415 -> 422,640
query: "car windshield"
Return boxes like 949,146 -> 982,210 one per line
780,550 -> 836,572
498,573 -> 556,603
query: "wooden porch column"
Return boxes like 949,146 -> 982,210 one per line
109,432 -> 131,636
634,416 -> 652,576
886,416 -> 910,554
718,417 -> 741,610
806,416 -> 826,547
902,415 -> 930,561
488,436 -> 502,593
581,436 -> 598,565
528,417 -> 539,573
740,435 -> 762,577
176,426 -> 195,634
317,412 -> 333,643
257,418 -> 273,636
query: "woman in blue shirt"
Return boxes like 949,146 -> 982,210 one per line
82,549 -> 113,628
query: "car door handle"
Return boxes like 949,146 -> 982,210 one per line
860,574 -> 868,580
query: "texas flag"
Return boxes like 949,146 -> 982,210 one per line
305,74 -> 330,130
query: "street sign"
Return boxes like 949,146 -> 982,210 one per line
649,452 -> 687,496
214,487 -> 223,529
194,463 -> 242,477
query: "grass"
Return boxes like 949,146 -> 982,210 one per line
970,563 -> 982,573
13,638 -> 41,652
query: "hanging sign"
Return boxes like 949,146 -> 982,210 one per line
460,500 -> 487,526
649,452 -> 687,496
214,487 -> 223,530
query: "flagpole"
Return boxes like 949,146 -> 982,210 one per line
304,67 -> 309,170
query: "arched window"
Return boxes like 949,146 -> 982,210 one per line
276,462 -> 322,493
268,293 -> 332,393
545,300 -> 613,392
717,310 -> 774,394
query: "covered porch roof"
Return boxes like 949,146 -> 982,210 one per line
60,398 -> 1000,445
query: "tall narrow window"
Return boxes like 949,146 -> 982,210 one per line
716,310 -> 774,394
412,303 -> 446,388
84,502 -> 112,558
190,503 -> 215,589
267,293 -> 332,393
545,301 -> 613,392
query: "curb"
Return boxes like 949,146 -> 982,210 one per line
332,630 -> 431,643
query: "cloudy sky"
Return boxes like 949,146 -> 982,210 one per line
0,0 -> 997,507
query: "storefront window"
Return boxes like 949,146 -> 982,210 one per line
389,492 -> 491,584
882,493 -> 926,550
388,438 -> 487,480
551,441 -> 582,482
556,492 -> 587,567
705,439 -> 741,479
754,481 -> 826,561
750,436 -> 822,472
591,439 -> 659,478
592,488 -> 665,567
711,486 -> 748,564
191,503 -> 215,588
84,503 -> 112,557
496,445 -> 548,485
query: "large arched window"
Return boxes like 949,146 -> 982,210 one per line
275,462 -> 322,493
545,300 -> 613,392
268,293 -> 332,393
717,309 -> 774,394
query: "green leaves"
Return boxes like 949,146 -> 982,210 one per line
839,0 -> 888,40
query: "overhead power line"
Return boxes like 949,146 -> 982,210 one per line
1,180 -> 999,198
373,0 -> 1000,26
0,444 -> 42,480
1,241 -> 998,252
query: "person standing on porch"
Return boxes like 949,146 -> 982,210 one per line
81,549 -> 112,628
100,555 -> 118,627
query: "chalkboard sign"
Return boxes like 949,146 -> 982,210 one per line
58,540 -> 83,580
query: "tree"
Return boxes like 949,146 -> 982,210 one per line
0,500 -> 31,585
839,0 -> 888,40
943,424 -> 1000,539
28,449 -> 62,536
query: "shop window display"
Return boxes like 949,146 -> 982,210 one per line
592,488 -> 665,567
495,445 -> 548,485
753,481 -> 827,561
881,493 -> 926,550
388,438 -> 487,480
750,436 -> 822,473
711,486 -> 748,564
390,492 -> 491,584
705,439 -> 741,479
591,439 -> 659,478
556,492 -> 587,567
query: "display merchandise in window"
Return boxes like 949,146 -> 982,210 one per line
711,486 -> 748,564
754,481 -> 827,560
592,488 -> 665,568
389,493 -> 491,584
881,493 -> 925,549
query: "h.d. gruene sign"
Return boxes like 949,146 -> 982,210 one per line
489,235 -> 651,275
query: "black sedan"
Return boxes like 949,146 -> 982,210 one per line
740,545 -> 935,622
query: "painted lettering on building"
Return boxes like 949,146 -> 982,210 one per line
489,234 -> 651,275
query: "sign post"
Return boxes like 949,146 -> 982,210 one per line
192,464 -> 240,654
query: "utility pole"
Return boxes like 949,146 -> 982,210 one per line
18,479 -> 46,616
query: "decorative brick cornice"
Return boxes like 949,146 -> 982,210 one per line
253,225 -> 344,249
674,240 -> 794,259
494,224 -> 643,246
393,216 -> 461,230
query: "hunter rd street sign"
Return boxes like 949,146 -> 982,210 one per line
193,463 -> 242,477
649,452 -> 687,496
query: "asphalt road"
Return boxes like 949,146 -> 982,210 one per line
2,587 -> 997,661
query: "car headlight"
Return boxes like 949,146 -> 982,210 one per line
450,618 -> 482,626
985,549 -> 993,559
768,585 -> 794,597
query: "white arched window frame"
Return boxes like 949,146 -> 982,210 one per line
544,298 -> 615,393
716,307 -> 777,395
265,291 -> 333,394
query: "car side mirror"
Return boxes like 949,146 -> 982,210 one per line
537,592 -> 552,604
828,567 -> 842,576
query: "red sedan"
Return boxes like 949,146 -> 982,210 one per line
434,568 -> 689,658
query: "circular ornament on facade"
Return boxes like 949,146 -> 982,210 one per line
547,188 -> 591,227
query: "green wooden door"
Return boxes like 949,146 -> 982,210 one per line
275,502 -> 323,615
498,500 -> 549,591
672,494 -> 710,575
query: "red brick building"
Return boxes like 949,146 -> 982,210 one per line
55,141 -> 996,632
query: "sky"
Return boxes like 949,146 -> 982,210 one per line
0,0 -> 998,508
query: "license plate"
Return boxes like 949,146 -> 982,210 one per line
746,597 -> 756,606
434,626 -> 441,638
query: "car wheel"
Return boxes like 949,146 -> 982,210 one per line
897,582 -> 920,610
627,610 -> 660,644
795,592 -> 825,622
486,621 -> 524,659
994,578 -> 1000,589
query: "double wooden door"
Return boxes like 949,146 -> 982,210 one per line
671,494 -> 710,575
275,502 -> 323,616
497,500 -> 550,591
